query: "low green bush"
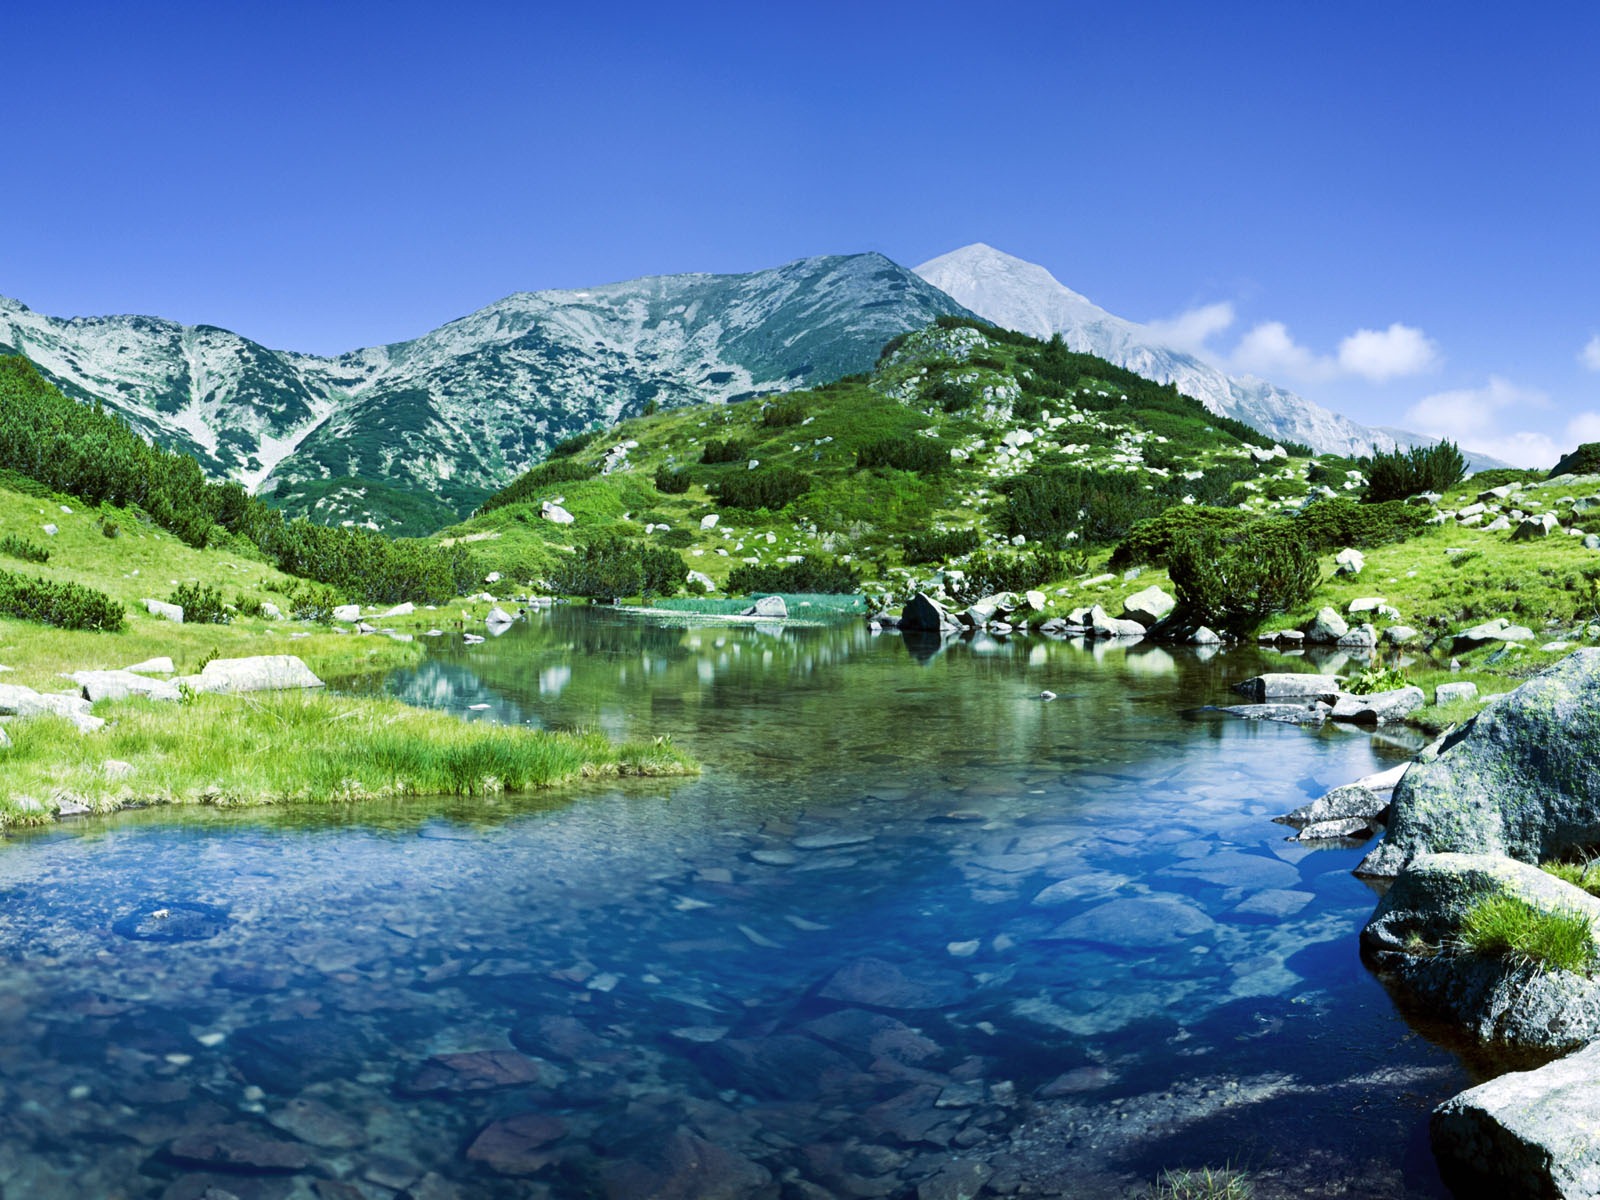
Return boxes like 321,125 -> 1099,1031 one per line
1470,467 -> 1544,490
0,569 -> 124,631
286,582 -> 342,623
477,457 -> 597,514
545,429 -> 601,458
654,464 -> 692,494
950,549 -> 1072,603
0,533 -> 50,564
711,467 -> 811,512
170,582 -> 228,625
1296,497 -> 1428,550
547,536 -> 684,601
902,528 -> 980,564
1110,506 -> 1252,570
1362,441 -> 1466,502
699,438 -> 751,465
761,397 -> 807,428
727,555 -> 860,595
1167,518 -> 1321,636
858,436 -> 950,474
1458,893 -> 1597,975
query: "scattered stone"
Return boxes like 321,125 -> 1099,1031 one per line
900,592 -> 960,633
819,957 -> 966,1009
266,1097 -> 367,1148
167,1124 -> 313,1172
172,656 -> 324,695
1347,596 -> 1387,614
1087,604 -> 1147,640
485,606 -> 515,626
1187,626 -> 1221,645
1511,512 -> 1560,540
1335,548 -> 1365,576
380,602 -> 415,618
700,514 -> 719,531
1304,607 -> 1349,643
1453,617 -> 1536,652
465,1112 -> 568,1175
126,657 -> 176,675
1121,585 -> 1174,627
259,601 -> 283,620
540,501 -> 575,525
71,669 -> 182,704
740,595 -> 788,619
399,1050 -> 542,1096
1383,625 -> 1419,645
1329,685 -> 1425,725
1435,681 -> 1479,705
1231,673 -> 1339,702
1050,896 -> 1216,948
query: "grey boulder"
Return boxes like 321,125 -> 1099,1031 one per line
71,670 -> 182,704
172,656 -> 325,696
1232,673 -> 1340,702
1329,685 -> 1425,725
1433,1040 -> 1600,1199
1121,585 -> 1175,627
900,592 -> 960,633
1358,651 -> 1600,877
0,684 -> 104,733
142,598 -> 184,624
1304,607 -> 1349,643
1453,617 -> 1535,652
740,595 -> 788,619
1087,605 -> 1147,640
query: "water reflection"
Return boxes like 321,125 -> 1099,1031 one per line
0,608 -> 1466,1198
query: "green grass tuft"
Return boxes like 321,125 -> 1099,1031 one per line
1542,860 -> 1600,898
1457,893 -> 1598,975
1149,1165 -> 1252,1200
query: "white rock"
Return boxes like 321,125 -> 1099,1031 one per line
171,656 -> 325,695
332,604 -> 361,622
126,657 -> 176,675
142,599 -> 184,624
701,514 -> 720,531
540,501 -> 575,525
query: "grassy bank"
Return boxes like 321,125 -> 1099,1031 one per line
0,691 -> 696,826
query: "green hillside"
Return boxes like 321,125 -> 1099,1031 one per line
437,317 -> 1317,599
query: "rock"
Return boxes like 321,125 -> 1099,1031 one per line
126,657 -> 176,674
354,621 -> 376,635
1304,607 -> 1349,643
41,523 -> 57,536
540,501 -> 575,525
694,1034 -> 859,1101
1024,589 -> 1046,611
167,1124 -> 313,1172
380,602 -> 415,617
1383,625 -> 1419,645
1485,516 -> 1512,532
398,1050 -> 542,1096
1296,817 -> 1378,841
1121,585 -> 1174,627
918,1161 -> 994,1200
485,606 -> 515,626
172,656 -> 324,695
739,595 -> 787,619
819,957 -> 966,1009
1187,625 -> 1221,645
1432,1040 -> 1600,1198
230,1018 -> 372,1092
1231,673 -> 1340,702
465,1112 -> 568,1175
1456,502 -> 1487,520
1335,548 -> 1365,576
266,1097 -> 367,1148
900,592 -> 960,633
598,1129 -> 771,1200
1218,703 -> 1327,725
143,598 -> 184,623
1338,623 -> 1378,649
1359,651 -> 1600,876
1363,853 -> 1600,1049
1052,896 -> 1216,948
1330,685 -> 1425,725
686,570 -> 716,592
71,669 -> 182,704
700,513 -> 719,531
0,726 -> 9,750
332,604 -> 361,622
0,684 -> 104,732
1280,765 -> 1407,831
259,601 -> 283,620
1088,604 -> 1146,640
1512,512 -> 1560,540
1435,681 -> 1479,705
1347,596 -> 1387,614
1453,617 -> 1535,652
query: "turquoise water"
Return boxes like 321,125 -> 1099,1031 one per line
0,608 -> 1474,1197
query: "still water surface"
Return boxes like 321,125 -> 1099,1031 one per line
0,609 -> 1479,1198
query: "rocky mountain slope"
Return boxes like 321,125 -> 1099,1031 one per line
0,254 -> 970,533
915,244 -> 1498,466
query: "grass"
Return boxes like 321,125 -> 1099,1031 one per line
1456,893 -> 1598,975
1149,1165 -> 1252,1200
0,691 -> 696,826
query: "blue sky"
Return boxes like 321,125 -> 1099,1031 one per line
6,2 -> 1598,464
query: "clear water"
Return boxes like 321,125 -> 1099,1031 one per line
0,608 -> 1480,1199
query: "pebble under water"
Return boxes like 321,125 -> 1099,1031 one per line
0,608 -> 1489,1199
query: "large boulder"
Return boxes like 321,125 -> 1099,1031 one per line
142,598 -> 184,624
0,684 -> 104,733
958,592 -> 1015,628
899,592 -> 960,633
1329,685 -> 1425,725
172,656 -> 325,696
540,501 -> 575,525
1278,763 -> 1407,840
1335,548 -> 1365,576
1453,617 -> 1535,653
1121,585 -> 1175,628
1304,607 -> 1349,643
1433,1040 -> 1600,1198
1088,605 -> 1147,640
1232,673 -> 1340,702
70,670 -> 182,704
740,595 -> 788,619
1358,651 -> 1600,877
1511,512 -> 1560,540
1363,852 -> 1600,1051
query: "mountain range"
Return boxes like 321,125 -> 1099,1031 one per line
0,245 -> 1485,535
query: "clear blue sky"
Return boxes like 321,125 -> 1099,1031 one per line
7,1 -> 1599,463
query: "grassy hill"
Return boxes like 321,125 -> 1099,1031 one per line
435,317 -> 1319,600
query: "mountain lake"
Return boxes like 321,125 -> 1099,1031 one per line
0,606 -> 1508,1198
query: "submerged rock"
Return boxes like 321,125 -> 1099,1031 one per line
819,957 -> 966,1010
167,1124 -> 312,1172
1360,651 -> 1600,877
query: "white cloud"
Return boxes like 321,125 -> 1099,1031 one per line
1581,335 -> 1600,371
1403,377 -> 1562,468
1145,302 -> 1235,355
1337,323 -> 1440,382
1566,411 -> 1600,445
1230,321 -> 1337,382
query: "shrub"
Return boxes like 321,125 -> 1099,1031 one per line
233,593 -> 266,619
761,397 -> 807,428
1110,506 -> 1252,570
699,438 -> 751,465
925,376 -> 976,413
1149,1165 -> 1253,1200
949,550 -> 1070,603
1307,458 -> 1358,485
477,457 -> 596,514
0,569 -> 123,631
1346,662 -> 1407,695
726,555 -> 860,595
857,437 -> 950,474
547,536 -> 684,601
545,429 -> 601,458
1362,441 -> 1466,502
286,582 -> 342,623
902,528 -> 980,565
1003,467 -> 1163,547
1471,467 -> 1544,490
1167,518 -> 1321,636
711,467 -> 811,512
654,464 -> 692,494
1296,497 -> 1428,551
170,582 -> 228,625
1457,893 -> 1597,975
0,534 -> 50,564
657,528 -> 696,548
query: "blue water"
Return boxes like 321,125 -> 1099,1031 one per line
0,609 -> 1475,1198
